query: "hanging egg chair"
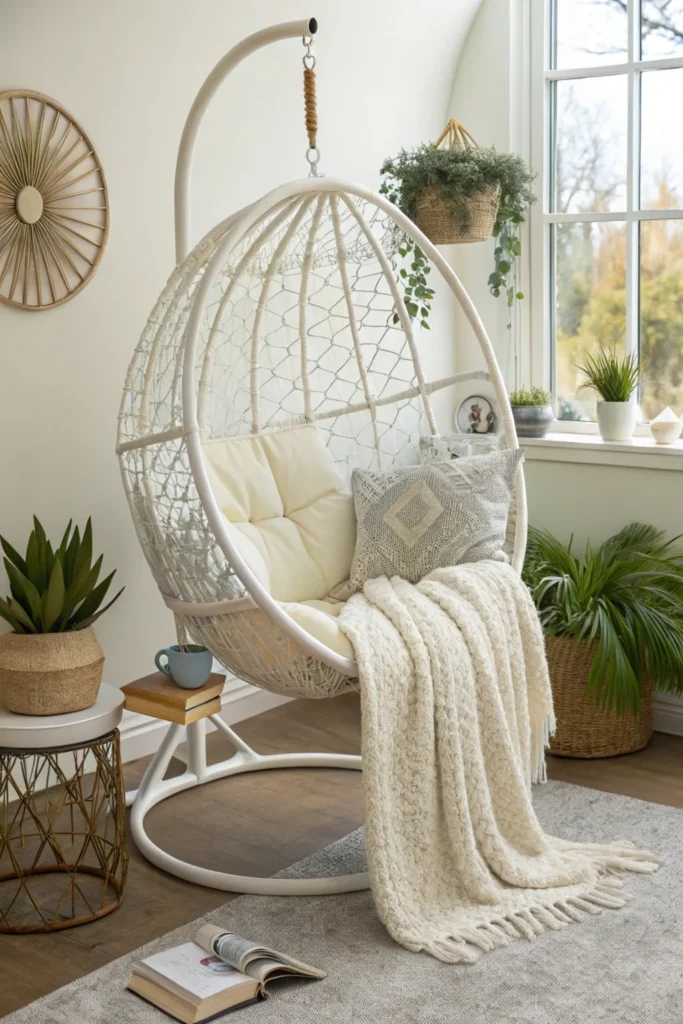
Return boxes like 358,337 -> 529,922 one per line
116,19 -> 527,895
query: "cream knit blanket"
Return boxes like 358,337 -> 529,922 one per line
338,560 -> 659,964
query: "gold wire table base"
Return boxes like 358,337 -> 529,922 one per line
0,729 -> 128,933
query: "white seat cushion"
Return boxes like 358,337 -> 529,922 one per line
202,424 -> 357,606
280,599 -> 354,660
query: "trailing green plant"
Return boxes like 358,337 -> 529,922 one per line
523,522 -> 683,715
509,386 -> 552,407
0,517 -> 124,634
576,348 -> 643,403
386,238 -> 435,331
380,144 -> 535,327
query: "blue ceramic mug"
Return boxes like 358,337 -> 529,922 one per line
155,644 -> 213,689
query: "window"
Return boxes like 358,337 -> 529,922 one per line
533,0 -> 683,424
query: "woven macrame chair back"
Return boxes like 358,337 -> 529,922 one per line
117,177 -> 527,699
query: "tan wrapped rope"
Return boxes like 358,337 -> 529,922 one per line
303,66 -> 317,149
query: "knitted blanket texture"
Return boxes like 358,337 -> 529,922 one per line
339,560 -> 659,963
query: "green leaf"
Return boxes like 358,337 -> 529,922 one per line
33,517 -> 48,591
56,519 -> 73,566
8,599 -> 37,633
69,570 -> 116,627
63,525 -> 81,586
406,301 -> 419,317
25,530 -> 41,589
0,596 -> 27,632
516,291 -> 524,300
73,518 -> 92,580
392,313 -> 400,325
75,586 -> 125,630
3,559 -> 42,625
0,537 -> 28,577
60,555 -> 103,628
420,320 -> 430,330
42,560 -> 66,632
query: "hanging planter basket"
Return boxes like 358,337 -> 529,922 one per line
414,119 -> 500,245
546,635 -> 653,759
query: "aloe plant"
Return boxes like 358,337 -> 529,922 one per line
0,517 -> 123,634
523,522 -> 683,715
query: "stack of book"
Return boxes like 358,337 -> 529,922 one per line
122,672 -> 226,725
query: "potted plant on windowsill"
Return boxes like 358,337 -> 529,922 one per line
576,348 -> 643,442
509,386 -> 554,438
523,523 -> 683,758
0,517 -> 123,716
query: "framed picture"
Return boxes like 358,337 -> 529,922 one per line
455,395 -> 498,435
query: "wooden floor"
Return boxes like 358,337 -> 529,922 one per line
1,693 -> 681,1017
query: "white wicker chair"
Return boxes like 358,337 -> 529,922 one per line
116,19 -> 527,896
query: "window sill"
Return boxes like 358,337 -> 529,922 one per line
521,432 -> 683,471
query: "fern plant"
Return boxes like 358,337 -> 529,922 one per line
0,517 -> 123,634
523,523 -> 683,715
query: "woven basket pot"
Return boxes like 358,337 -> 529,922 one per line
546,635 -> 653,759
415,184 -> 500,245
0,628 -> 104,716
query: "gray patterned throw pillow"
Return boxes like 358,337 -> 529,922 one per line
330,448 -> 524,597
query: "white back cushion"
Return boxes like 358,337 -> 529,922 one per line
202,424 -> 357,603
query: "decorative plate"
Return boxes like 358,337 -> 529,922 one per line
455,394 -> 498,434
0,90 -> 108,310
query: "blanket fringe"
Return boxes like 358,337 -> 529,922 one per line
421,878 -> 639,964
531,711 -> 557,784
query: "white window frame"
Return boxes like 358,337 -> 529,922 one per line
529,0 -> 683,435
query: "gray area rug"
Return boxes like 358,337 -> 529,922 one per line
5,781 -> 682,1023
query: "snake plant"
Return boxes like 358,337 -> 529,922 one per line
523,522 -> 683,715
0,517 -> 123,633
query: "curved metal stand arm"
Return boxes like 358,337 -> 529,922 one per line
174,17 -> 317,263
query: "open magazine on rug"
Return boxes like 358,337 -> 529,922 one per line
127,924 -> 325,1023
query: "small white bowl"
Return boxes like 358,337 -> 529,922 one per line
650,419 -> 682,444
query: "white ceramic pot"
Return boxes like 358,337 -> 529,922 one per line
596,401 -> 637,442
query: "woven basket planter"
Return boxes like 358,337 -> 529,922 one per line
546,635 -> 653,759
415,183 -> 500,245
0,628 -> 104,716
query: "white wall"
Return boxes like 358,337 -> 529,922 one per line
0,0 -> 481,689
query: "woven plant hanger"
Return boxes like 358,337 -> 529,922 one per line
415,117 -> 500,245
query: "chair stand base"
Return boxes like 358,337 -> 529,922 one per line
127,714 -> 368,896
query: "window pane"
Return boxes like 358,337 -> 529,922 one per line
554,76 -> 627,214
641,0 -> 683,59
641,69 -> 683,210
554,222 -> 627,421
640,220 -> 683,418
555,0 -> 627,69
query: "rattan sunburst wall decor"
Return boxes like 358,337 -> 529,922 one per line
0,90 -> 109,311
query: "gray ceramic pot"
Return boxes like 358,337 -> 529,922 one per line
511,404 -> 554,439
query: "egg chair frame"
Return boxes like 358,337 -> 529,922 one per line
118,18 -> 527,895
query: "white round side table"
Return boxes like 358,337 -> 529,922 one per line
0,684 -> 128,933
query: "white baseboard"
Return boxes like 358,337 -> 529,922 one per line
119,676 -> 290,764
653,695 -> 683,737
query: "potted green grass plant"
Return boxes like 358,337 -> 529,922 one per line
509,386 -> 553,438
523,522 -> 683,757
576,348 -> 643,442
0,517 -> 123,716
